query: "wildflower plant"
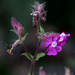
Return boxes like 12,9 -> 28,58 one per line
7,1 -> 70,75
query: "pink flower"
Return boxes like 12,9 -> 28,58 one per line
39,33 -> 60,50
40,32 -> 70,56
41,32 -> 60,41
11,17 -> 23,39
45,36 -> 62,56
58,32 -> 70,46
30,1 -> 47,23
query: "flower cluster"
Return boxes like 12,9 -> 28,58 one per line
40,32 -> 70,56
30,1 -> 47,26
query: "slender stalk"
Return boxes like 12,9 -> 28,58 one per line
30,39 -> 41,75
34,39 -> 41,59
38,21 -> 40,32
30,58 -> 35,75
21,43 -> 32,59
30,17 -> 41,75
37,19 -> 41,32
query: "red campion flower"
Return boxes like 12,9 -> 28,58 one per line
39,32 -> 70,56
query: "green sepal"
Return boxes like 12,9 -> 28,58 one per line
21,53 -> 33,60
35,52 -> 46,61
37,26 -> 45,33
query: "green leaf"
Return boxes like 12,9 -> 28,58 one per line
19,33 -> 28,44
37,26 -> 45,33
28,73 -> 34,75
22,33 -> 28,41
21,53 -> 33,60
36,52 -> 46,61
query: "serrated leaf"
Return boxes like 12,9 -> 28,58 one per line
36,52 -> 46,61
37,26 -> 45,33
21,53 -> 33,60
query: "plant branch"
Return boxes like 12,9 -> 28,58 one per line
30,39 -> 41,75
21,43 -> 32,60
30,17 -> 41,75
30,58 -> 35,75
38,19 -> 41,32
34,39 -> 41,59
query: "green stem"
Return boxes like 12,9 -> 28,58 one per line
37,19 -> 41,33
21,43 -> 32,60
38,21 -> 40,32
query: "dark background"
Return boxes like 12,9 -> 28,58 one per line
0,0 -> 75,75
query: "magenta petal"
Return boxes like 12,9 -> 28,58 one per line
53,36 -> 58,41
46,46 -> 51,52
17,23 -> 22,31
52,48 -> 57,56
45,41 -> 51,47
55,46 -> 62,52
41,35 -> 48,41
11,17 -> 17,29
60,41 -> 66,46
66,33 -> 70,37
47,47 -> 57,56
47,37 -> 52,42
58,36 -> 64,42
57,40 -> 66,46
40,41 -> 45,50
